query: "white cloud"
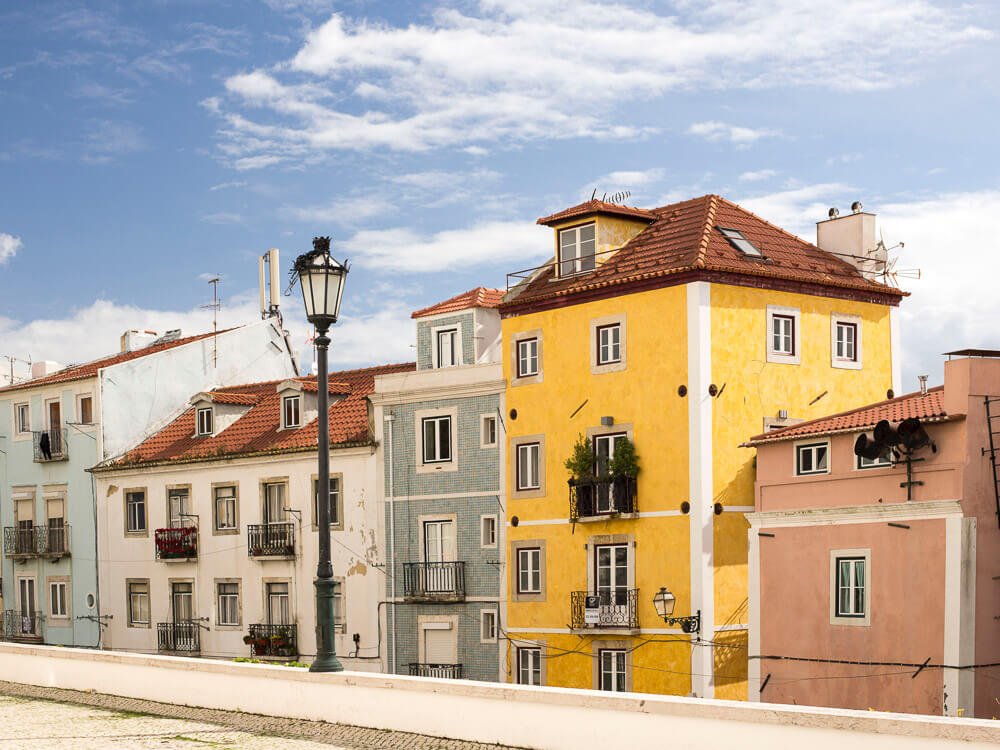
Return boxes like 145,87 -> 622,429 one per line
284,195 -> 393,226
340,220 -> 549,272
209,180 -> 248,191
687,121 -> 780,146
737,183 -> 855,236
739,169 -> 778,182
82,120 -> 146,164
201,212 -> 244,225
0,232 -> 22,264
211,0 -> 989,161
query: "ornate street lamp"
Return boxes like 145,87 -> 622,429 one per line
294,236 -> 349,673
652,587 -> 701,635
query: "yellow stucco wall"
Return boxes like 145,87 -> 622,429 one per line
502,276 -> 895,699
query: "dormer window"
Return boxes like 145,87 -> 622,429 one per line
718,227 -> 763,257
436,328 -> 459,368
196,407 -> 214,436
283,395 -> 301,428
559,223 -> 596,276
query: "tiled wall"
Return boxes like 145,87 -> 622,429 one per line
415,313 -> 476,370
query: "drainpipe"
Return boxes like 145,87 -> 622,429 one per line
384,412 -> 397,674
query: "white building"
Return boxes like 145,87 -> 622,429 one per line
91,363 -> 413,668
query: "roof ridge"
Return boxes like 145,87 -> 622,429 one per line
693,195 -> 719,269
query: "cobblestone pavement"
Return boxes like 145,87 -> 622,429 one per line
0,682 -> 523,750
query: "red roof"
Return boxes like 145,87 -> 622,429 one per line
101,363 -> 415,468
411,287 -> 506,319
0,329 -> 233,394
745,386 -> 951,445
505,195 -> 905,311
537,199 -> 657,226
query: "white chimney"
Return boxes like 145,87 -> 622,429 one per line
31,360 -> 63,379
816,202 -> 885,281
121,329 -> 158,353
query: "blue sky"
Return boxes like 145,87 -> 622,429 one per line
2,0 -> 999,385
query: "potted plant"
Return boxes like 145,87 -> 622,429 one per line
565,433 -> 596,517
609,437 -> 639,512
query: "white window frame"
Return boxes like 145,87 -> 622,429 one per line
517,647 -> 542,686
480,414 -> 498,448
127,579 -> 150,628
49,580 -> 68,619
480,514 -> 498,548
480,609 -> 498,643
831,313 -> 863,370
766,305 -> 801,365
795,440 -> 830,476
214,485 -> 238,532
422,415 -> 453,464
830,549 -> 871,626
517,338 -> 539,378
599,648 -> 628,692
510,329 -> 543,386
282,395 -> 301,428
216,581 -> 241,627
434,326 -> 461,368
558,222 -> 597,277
196,407 -> 214,436
517,442 -> 541,491
415,407 -> 458,474
596,323 -> 622,365
124,489 -> 147,535
517,547 -> 541,594
14,402 -> 30,435
856,451 -> 892,470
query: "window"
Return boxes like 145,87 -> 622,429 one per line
857,452 -> 892,470
835,556 -> 866,618
517,338 -> 539,378
481,415 -> 498,448
480,515 -> 497,548
196,407 -> 213,436
125,490 -> 146,534
835,321 -> 857,362
772,315 -> 795,355
333,579 -> 345,633
266,582 -> 290,625
559,223 -> 596,276
422,416 -> 452,463
766,306 -> 801,365
263,482 -> 287,525
217,582 -> 240,626
517,647 -> 541,686
49,581 -> 67,618
312,476 -> 341,527
518,548 -> 541,594
480,609 -> 497,643
436,328 -> 459,368
167,488 -> 191,528
14,403 -> 29,434
595,544 -> 630,605
517,442 -> 540,491
78,395 -> 93,424
596,324 -> 621,365
214,486 -> 237,532
599,649 -> 627,692
796,442 -> 829,475
719,227 -> 763,257
128,580 -> 150,627
282,395 -> 301,428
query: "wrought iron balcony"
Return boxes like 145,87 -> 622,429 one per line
32,429 -> 68,462
408,663 -> 463,679
247,523 -> 295,558
402,561 -> 466,602
569,477 -> 638,522
3,610 -> 43,642
570,589 -> 640,630
154,527 -> 198,560
157,621 -> 200,653
2,525 -> 71,559
246,623 -> 298,658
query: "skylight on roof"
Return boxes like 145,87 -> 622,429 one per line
718,227 -> 763,257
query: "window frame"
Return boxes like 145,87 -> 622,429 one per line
216,580 -> 241,627
124,488 -> 148,536
510,434 -> 545,499
480,414 -> 498,448
516,442 -> 541,491
77,394 -> 94,425
196,406 -> 214,436
598,648 -> 629,692
282,394 -> 301,428
517,547 -> 541,594
480,514 -> 498,548
127,579 -> 150,628
517,646 -> 542,686
212,484 -> 239,534
766,305 -> 801,365
830,549 -> 871,626
831,313 -> 863,370
517,338 -> 539,378
435,327 -> 460,368
421,415 -> 453,464
795,440 -> 830,476
311,474 -> 343,530
510,329 -> 543,386
480,609 -> 498,644
14,402 -> 30,435
772,314 -> 795,356
596,323 -> 622,365
49,579 -> 69,620
856,451 -> 892,470
718,226 -> 764,257
558,222 -> 597,277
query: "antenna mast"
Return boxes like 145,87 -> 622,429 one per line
259,248 -> 282,322
201,276 -> 221,368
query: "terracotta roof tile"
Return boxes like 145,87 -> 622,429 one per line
102,362 -> 415,468
745,386 -> 950,445
411,287 -> 506,319
504,195 -> 906,311
536,199 -> 658,226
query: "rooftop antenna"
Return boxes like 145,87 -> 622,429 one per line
201,276 -> 221,368
259,248 -> 282,323
1,354 -> 32,386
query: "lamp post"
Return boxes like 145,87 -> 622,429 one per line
652,587 -> 701,635
294,236 -> 349,673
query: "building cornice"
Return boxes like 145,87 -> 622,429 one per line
747,499 -> 963,528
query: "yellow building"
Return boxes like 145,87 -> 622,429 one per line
499,195 -> 905,698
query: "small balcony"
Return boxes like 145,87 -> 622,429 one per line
32,429 -> 68,462
155,527 -> 198,560
245,623 -> 298,658
3,610 -> 43,642
570,589 -> 640,631
402,561 -> 466,602
2,525 -> 71,559
408,663 -> 463,679
247,523 -> 295,559
569,477 -> 638,522
157,621 -> 200,653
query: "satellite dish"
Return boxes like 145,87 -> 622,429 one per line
828,207 -> 840,219
898,417 -> 934,452
851,201 -> 863,213
873,419 -> 901,447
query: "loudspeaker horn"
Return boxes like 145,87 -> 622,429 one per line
873,419 -> 901,447
854,433 -> 887,461
898,417 -> 933,452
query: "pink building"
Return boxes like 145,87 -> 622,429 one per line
745,351 -> 1000,718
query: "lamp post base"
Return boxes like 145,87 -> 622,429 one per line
310,575 -> 344,673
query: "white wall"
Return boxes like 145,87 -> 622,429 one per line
0,643 -> 996,750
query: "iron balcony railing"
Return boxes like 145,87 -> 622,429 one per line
157,621 -> 200,653
154,527 -> 198,560
408,663 -> 463,679
2,525 -> 72,558
402,561 -> 466,601
570,589 -> 640,630
247,523 -> 295,558
246,623 -> 298,658
3,610 -> 43,641
505,246 -> 624,292
32,429 -> 68,462
569,477 -> 638,521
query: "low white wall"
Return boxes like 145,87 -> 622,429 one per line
0,643 -> 997,750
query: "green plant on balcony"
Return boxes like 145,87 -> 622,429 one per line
609,436 -> 640,508
565,433 -> 596,515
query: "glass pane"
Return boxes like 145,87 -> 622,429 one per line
438,419 -> 451,460
816,446 -> 828,471
423,419 -> 436,461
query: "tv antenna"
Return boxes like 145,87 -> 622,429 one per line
1,354 -> 32,386
590,189 -> 632,205
201,276 -> 221,367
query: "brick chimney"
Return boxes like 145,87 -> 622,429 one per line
816,202 -> 885,280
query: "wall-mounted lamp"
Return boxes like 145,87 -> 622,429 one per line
652,587 -> 701,634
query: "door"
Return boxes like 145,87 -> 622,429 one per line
15,498 -> 34,555
47,400 -> 62,455
263,483 -> 286,525
593,433 -> 626,512
46,497 -> 65,554
595,544 -> 629,610
168,489 -> 190,528
266,582 -> 290,625
422,624 -> 457,674
423,520 -> 456,593
170,582 -> 195,650
17,577 -> 37,635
